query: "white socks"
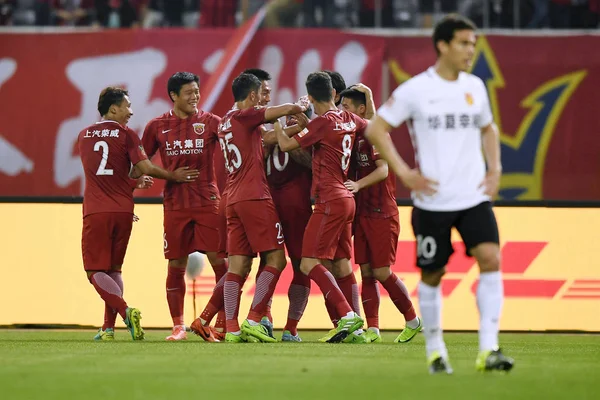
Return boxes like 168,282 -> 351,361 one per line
418,281 -> 447,359
477,271 -> 504,352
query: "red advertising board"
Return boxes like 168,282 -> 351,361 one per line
0,30 -> 598,201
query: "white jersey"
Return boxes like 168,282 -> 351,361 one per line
378,67 -> 493,212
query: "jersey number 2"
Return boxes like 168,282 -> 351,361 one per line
93,141 -> 114,176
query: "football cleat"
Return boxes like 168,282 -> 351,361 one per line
165,325 -> 187,341
93,328 -> 114,341
476,348 -> 515,372
363,329 -> 382,343
123,307 -> 144,340
318,328 -> 338,343
260,316 -> 275,339
281,330 -> 302,342
241,320 -> 276,343
394,317 -> 422,343
428,351 -> 453,375
327,313 -> 364,343
190,318 -> 220,342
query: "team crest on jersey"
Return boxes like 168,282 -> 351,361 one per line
465,93 -> 474,106
193,123 -> 205,135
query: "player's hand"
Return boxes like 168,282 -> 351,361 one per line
133,214 -> 140,222
296,95 -> 310,112
293,112 -> 310,129
344,180 -> 360,194
173,166 -> 199,183
479,170 -> 501,197
135,175 -> 154,190
353,83 -> 372,95
400,169 -> 438,197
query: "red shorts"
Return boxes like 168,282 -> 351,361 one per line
217,192 -> 228,258
302,197 -> 355,260
164,205 -> 220,259
82,212 -> 133,271
354,214 -> 400,268
226,199 -> 284,256
271,186 -> 312,261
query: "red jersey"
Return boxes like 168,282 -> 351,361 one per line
142,110 -> 221,211
353,131 -> 398,218
78,120 -> 147,217
266,145 -> 312,191
294,110 -> 367,204
218,107 -> 271,205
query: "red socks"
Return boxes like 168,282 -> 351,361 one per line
90,272 -> 128,320
166,267 -> 186,326
308,264 -> 352,317
224,272 -> 245,332
382,273 -> 417,321
361,277 -> 380,329
284,269 -> 311,335
248,266 -> 281,323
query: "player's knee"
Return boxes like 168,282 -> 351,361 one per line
300,258 -> 318,276
265,250 -> 287,271
360,264 -> 374,279
473,243 -> 501,272
332,259 -> 352,278
372,267 -> 392,282
421,268 -> 446,287
168,257 -> 187,269
206,251 -> 224,267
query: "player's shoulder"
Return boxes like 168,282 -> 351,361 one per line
460,72 -> 487,91
145,111 -> 171,128
197,109 -> 221,122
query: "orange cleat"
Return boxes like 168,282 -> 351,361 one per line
212,328 -> 225,342
190,318 -> 220,342
166,325 -> 188,341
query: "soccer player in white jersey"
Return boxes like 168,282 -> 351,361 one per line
365,14 -> 514,374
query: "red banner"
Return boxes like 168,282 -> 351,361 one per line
0,30 -> 598,201
385,35 -> 600,201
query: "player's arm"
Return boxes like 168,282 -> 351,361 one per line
264,103 -> 306,123
262,113 -> 310,145
344,159 -> 388,194
134,159 -> 198,183
365,117 -> 437,195
354,83 -> 376,120
480,122 -> 502,197
274,120 -> 301,152
289,148 -> 312,169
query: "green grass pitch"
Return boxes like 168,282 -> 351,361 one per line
0,330 -> 598,400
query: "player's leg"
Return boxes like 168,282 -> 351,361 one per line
354,217 -> 379,338
300,198 -> 364,342
359,264 -> 381,342
282,258 -> 310,341
331,257 -> 361,315
162,209 -> 194,340
365,215 -> 421,342
254,253 -> 274,335
215,199 -> 229,335
206,250 -> 228,337
239,199 -> 287,342
223,203 -> 254,342
457,201 -> 514,372
412,207 -> 455,374
96,265 -> 124,340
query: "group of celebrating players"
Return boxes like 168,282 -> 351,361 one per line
78,14 -> 515,374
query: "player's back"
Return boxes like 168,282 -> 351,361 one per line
78,120 -> 146,217
143,110 -> 220,210
308,110 -> 367,204
218,106 -> 271,205
354,131 -> 397,218
266,145 -> 311,191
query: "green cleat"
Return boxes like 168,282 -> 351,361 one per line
318,328 -> 337,343
394,317 -> 422,343
428,351 -> 453,375
225,332 -> 244,343
327,313 -> 364,343
241,320 -> 277,343
123,307 -> 144,341
476,348 -> 515,372
281,330 -> 302,342
363,329 -> 382,343
342,331 -> 369,344
93,328 -> 114,341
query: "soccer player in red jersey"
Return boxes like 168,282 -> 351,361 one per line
274,72 -> 365,343
219,73 -> 306,343
340,85 -> 422,344
79,87 -> 197,341
141,72 -> 229,341
237,68 -> 313,342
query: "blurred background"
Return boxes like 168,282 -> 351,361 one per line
0,0 -> 598,29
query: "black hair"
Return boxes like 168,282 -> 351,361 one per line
243,68 -> 271,82
306,72 -> 334,103
232,73 -> 262,102
97,87 -> 128,117
167,72 -> 199,102
339,87 -> 366,107
432,14 -> 477,56
323,70 -> 346,105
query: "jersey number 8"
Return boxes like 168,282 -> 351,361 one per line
341,134 -> 352,171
